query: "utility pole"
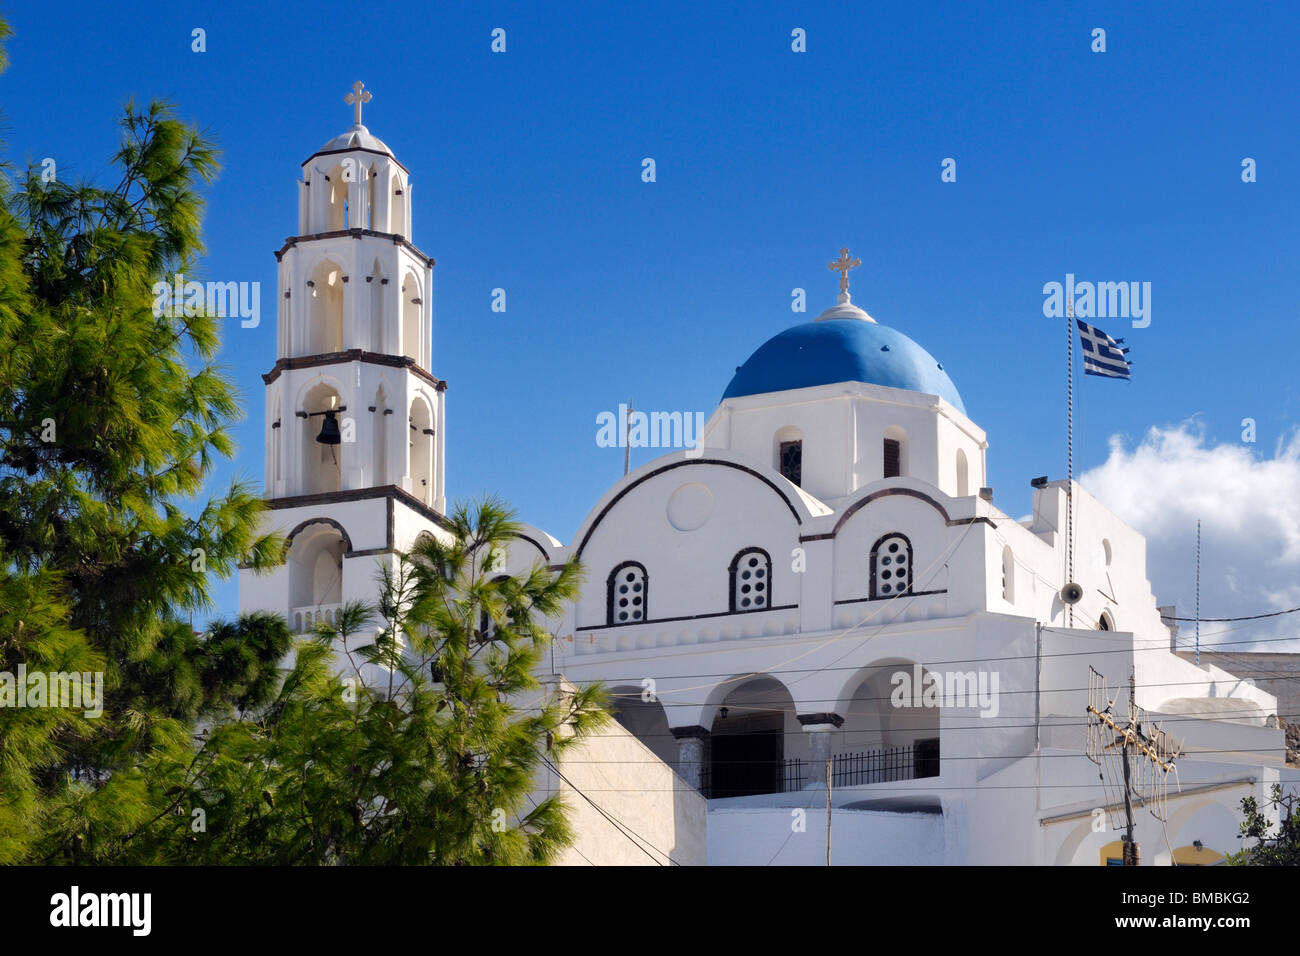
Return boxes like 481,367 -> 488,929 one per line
1086,668 -> 1182,867
1120,674 -> 1138,865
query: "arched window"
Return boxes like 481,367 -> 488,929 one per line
1098,611 -> 1113,631
401,270 -> 422,366
729,548 -> 772,612
956,448 -> 969,497
408,396 -> 433,505
390,174 -> 407,237
1002,546 -> 1015,602
870,533 -> 913,599
307,260 -> 344,355
607,562 -> 647,625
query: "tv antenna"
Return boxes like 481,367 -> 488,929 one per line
1085,667 -> 1183,865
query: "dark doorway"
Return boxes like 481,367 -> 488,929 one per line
710,730 -> 782,797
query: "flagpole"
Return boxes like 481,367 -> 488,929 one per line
1066,301 -> 1074,628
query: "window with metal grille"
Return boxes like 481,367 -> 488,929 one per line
870,533 -> 913,598
730,548 -> 772,612
779,440 -> 802,486
607,562 -> 647,624
883,438 -> 901,478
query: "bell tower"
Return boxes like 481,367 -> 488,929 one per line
240,83 -> 450,634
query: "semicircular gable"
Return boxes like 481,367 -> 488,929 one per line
573,457 -> 810,560
832,487 -> 951,536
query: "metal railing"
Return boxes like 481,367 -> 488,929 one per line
832,739 -> 940,787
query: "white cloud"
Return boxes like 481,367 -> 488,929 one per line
1078,422 -> 1300,652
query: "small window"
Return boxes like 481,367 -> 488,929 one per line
883,438 -> 901,479
1002,546 -> 1014,603
1098,612 -> 1112,631
779,440 -> 802,486
870,533 -> 913,599
730,548 -> 772,612
607,562 -> 647,625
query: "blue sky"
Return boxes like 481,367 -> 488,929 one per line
4,1 -> 1298,641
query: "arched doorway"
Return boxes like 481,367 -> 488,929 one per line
708,677 -> 801,797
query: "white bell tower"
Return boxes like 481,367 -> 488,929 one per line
240,83 -> 450,634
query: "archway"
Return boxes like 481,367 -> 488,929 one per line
308,259 -> 344,355
401,269 -> 422,366
287,523 -> 346,633
408,395 -> 433,505
300,381 -> 343,494
708,677 -> 801,797
838,658 -> 941,783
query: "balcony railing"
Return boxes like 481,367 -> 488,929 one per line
700,757 -> 804,799
292,603 -> 344,634
698,740 -> 940,797
832,739 -> 940,787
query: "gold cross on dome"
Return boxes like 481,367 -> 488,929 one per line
345,81 -> 372,126
828,247 -> 861,297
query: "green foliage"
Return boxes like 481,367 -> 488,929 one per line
0,18 -> 285,863
128,499 -> 610,865
1228,784 -> 1300,866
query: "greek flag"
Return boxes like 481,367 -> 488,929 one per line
1076,319 -> 1132,380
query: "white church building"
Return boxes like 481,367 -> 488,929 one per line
239,92 -> 1295,866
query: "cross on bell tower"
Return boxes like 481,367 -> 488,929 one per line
345,81 -> 372,127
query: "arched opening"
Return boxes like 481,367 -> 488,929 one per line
1002,546 -> 1015,603
708,677 -> 802,798
408,396 -> 433,505
287,524 -> 346,633
372,384 -> 388,486
390,174 -> 407,237
366,168 -> 376,230
883,425 -> 908,479
326,164 -> 348,231
1102,538 -> 1113,567
1098,611 -> 1114,631
368,259 -> 386,353
773,426 -> 803,486
838,659 -> 941,784
956,448 -> 969,497
308,259 -> 344,355
401,270 -> 422,366
607,686 -> 678,770
300,382 -> 343,494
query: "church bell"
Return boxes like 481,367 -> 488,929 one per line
316,410 -> 342,445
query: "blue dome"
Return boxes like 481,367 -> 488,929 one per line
722,319 -> 965,413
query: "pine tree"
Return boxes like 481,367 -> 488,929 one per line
136,499 -> 610,865
0,18 -> 287,863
